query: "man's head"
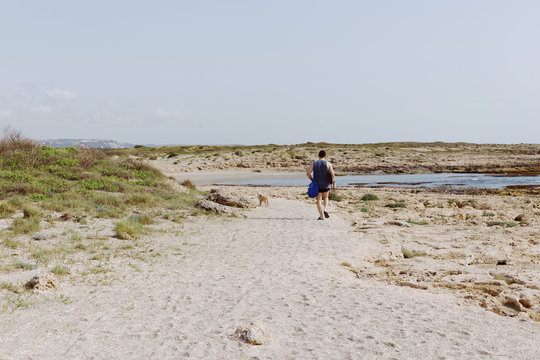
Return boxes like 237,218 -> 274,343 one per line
318,150 -> 326,158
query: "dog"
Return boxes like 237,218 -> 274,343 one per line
257,193 -> 269,207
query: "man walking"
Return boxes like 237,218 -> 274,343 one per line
306,150 -> 335,220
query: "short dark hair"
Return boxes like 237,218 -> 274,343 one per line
318,150 -> 326,158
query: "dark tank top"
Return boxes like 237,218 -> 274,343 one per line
313,160 -> 330,190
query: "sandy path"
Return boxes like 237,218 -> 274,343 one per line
1,199 -> 539,359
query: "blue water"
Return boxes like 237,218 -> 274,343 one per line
217,173 -> 540,189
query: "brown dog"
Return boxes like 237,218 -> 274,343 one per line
258,193 -> 269,207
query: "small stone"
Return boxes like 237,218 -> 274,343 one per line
496,259 -> 507,265
25,273 -> 58,291
514,214 -> 525,222
234,321 -> 270,345
32,234 -> 47,241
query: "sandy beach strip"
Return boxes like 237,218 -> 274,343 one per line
1,196 -> 539,359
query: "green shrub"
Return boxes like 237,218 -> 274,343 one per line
93,205 -> 123,218
0,202 -> 15,218
129,213 -> 154,225
385,202 -> 406,209
22,205 -> 41,218
124,193 -> 159,207
407,220 -> 429,225
361,193 -> 379,201
328,191 -> 343,202
50,265 -> 70,276
92,193 -> 123,207
11,216 -> 40,235
114,220 -> 144,240
487,221 -> 517,228
180,179 -> 196,189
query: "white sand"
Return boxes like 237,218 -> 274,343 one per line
1,198 -> 539,359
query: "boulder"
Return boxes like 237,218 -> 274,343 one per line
207,189 -> 255,208
196,200 -> 236,216
234,321 -> 270,345
25,273 -> 58,290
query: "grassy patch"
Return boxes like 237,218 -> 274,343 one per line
406,220 -> 429,225
328,191 -> 343,202
487,221 -> 517,228
180,179 -> 196,189
361,193 -> 379,201
13,260 -> 35,271
114,220 -> 145,240
385,202 -> 407,209
0,281 -> 19,293
50,264 -> 70,276
0,202 -> 15,218
2,237 -> 21,249
482,212 -> 495,217
0,129 -> 203,221
11,216 -> 40,235
129,213 -> 154,225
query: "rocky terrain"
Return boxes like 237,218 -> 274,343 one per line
209,185 -> 540,323
138,142 -> 540,175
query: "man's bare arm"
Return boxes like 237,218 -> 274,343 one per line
306,163 -> 314,181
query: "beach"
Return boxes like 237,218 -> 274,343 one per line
1,178 -> 539,359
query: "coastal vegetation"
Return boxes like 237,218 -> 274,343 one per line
0,129 -> 203,224
0,129 -> 206,306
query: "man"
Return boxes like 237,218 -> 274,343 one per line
306,150 -> 335,220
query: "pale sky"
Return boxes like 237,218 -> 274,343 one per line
1,1 -> 539,145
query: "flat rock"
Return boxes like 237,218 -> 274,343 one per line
208,189 -> 255,208
398,281 -> 428,290
196,200 -> 236,216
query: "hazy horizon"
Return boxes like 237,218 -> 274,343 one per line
1,1 -> 539,145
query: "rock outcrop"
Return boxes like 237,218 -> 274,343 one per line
207,189 -> 255,208
196,200 -> 236,216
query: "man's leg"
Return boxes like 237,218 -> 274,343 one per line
323,191 -> 329,212
316,193 -> 324,219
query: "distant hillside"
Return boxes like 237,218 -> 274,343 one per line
41,138 -> 134,149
